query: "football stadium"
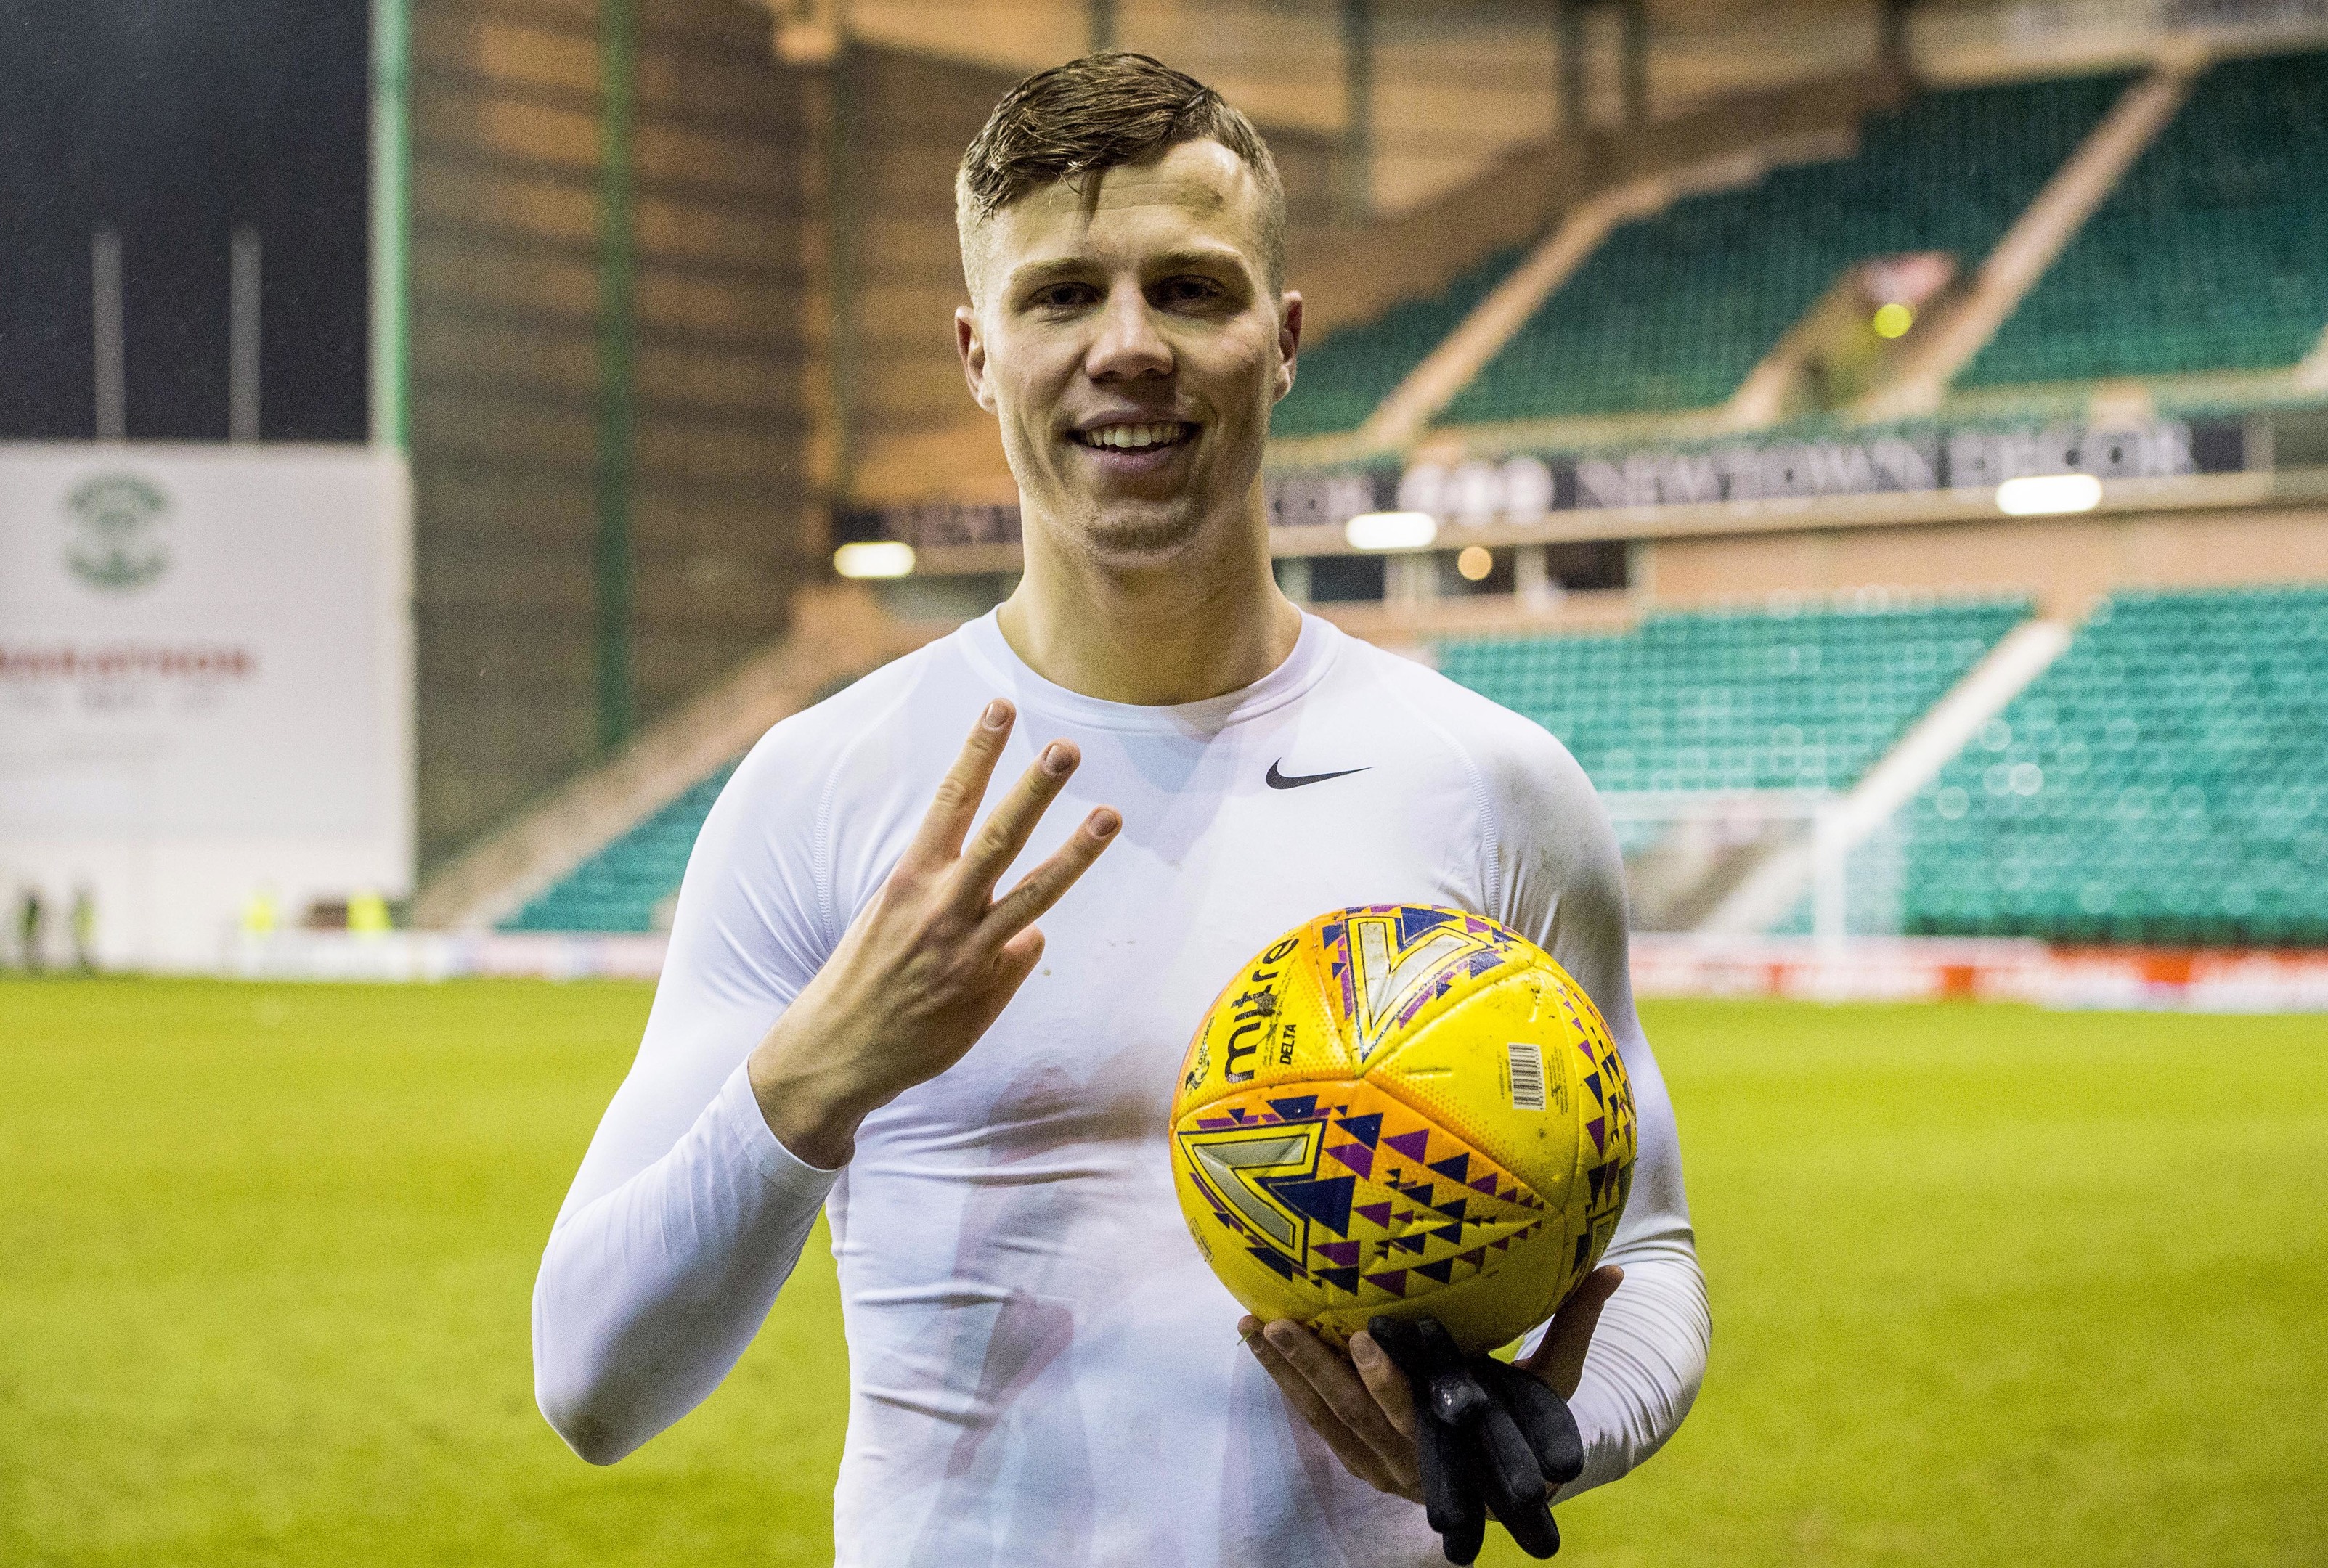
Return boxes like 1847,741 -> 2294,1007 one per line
4,2 -> 2326,1564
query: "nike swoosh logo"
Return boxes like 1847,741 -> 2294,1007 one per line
1266,760 -> 1370,790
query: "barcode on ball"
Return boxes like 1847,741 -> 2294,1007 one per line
1506,1042 -> 1547,1111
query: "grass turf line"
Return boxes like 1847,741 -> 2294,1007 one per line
1,981 -> 2321,1567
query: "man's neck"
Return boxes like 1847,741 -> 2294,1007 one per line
995,503 -> 1303,706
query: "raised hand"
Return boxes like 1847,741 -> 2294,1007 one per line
746,699 -> 1120,1167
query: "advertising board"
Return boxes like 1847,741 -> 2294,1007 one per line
0,445 -> 411,968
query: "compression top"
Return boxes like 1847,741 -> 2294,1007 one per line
534,609 -> 1709,1567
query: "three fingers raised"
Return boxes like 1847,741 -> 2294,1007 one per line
957,738 -> 1083,905
902,700 -> 1019,873
985,805 -> 1118,937
901,702 -> 1120,933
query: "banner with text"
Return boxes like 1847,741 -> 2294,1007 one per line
0,446 -> 412,968
842,417 -> 2254,553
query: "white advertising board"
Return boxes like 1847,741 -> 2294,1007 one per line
0,444 -> 411,970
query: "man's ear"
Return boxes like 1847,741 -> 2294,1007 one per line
1274,290 -> 1303,404
956,306 -> 997,415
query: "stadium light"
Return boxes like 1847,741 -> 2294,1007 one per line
833,540 -> 916,579
1345,510 -> 1438,551
1995,473 -> 2103,517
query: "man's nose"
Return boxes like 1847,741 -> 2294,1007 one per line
1085,282 -> 1173,380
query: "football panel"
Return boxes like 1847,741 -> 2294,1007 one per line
1313,905 -> 1539,1077
1571,1001 -> 1639,1288
1311,1204 -> 1584,1354
1366,964 -> 1587,1217
1172,926 -> 1352,1118
1171,1078 -> 1559,1347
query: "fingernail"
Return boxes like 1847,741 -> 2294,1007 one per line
1351,1335 -> 1380,1367
1041,743 -> 1073,775
982,700 -> 1010,730
1089,808 -> 1120,838
1263,1323 -> 1293,1349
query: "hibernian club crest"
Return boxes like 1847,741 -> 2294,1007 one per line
64,473 -> 171,592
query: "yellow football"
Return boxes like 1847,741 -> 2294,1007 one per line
1171,905 -> 1636,1353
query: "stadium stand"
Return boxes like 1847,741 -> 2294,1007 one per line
1269,244 -> 1530,438
1436,73 -> 2130,425
1958,49 -> 2328,390
501,763 -> 738,934
1905,586 -> 2328,946
1438,597 -> 2030,794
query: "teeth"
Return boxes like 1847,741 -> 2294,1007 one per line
1082,422 -> 1189,450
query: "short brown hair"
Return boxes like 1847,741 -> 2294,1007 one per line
956,52 -> 1286,295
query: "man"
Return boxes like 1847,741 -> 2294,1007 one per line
534,52 -> 1707,1567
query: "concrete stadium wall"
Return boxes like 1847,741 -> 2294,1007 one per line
1640,502 -> 2328,618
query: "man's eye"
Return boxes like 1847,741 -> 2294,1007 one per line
1157,277 -> 1225,306
1033,283 -> 1096,309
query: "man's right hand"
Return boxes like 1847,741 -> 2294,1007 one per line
746,698 -> 1120,1167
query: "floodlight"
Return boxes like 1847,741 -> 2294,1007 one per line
834,540 -> 916,579
1995,474 -> 2102,516
1345,511 -> 1438,551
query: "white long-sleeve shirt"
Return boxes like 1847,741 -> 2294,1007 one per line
534,609 -> 1709,1567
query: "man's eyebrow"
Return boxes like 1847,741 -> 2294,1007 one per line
1004,257 -> 1093,294
1004,247 -> 1253,295
1143,247 -> 1250,275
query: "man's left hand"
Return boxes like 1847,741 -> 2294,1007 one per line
1238,1265 -> 1624,1503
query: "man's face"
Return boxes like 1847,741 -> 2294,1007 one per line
956,139 -> 1301,565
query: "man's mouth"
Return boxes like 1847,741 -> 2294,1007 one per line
1069,421 -> 1197,453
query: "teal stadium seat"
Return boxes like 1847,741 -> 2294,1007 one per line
1269,245 -> 1529,438
1438,597 -> 2029,794
1437,73 -> 2129,425
1962,50 -> 2328,388
1904,587 -> 2328,945
501,764 -> 740,933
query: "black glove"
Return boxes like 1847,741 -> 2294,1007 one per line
1367,1315 -> 1584,1565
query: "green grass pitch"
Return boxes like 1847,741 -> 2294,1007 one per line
3,979 -> 2322,1567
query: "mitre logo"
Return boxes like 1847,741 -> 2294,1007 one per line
64,473 -> 171,592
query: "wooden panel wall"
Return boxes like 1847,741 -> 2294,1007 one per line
408,0 -> 810,872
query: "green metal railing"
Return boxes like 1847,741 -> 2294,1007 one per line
596,0 -> 638,752
370,0 -> 410,449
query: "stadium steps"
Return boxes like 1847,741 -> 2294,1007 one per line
1431,71 -> 2132,434
1269,245 -> 1532,442
1356,137 -> 1855,451
1702,616 -> 2074,934
1902,585 -> 2328,946
411,584 -> 950,932
500,766 -> 738,934
1265,71 -> 1886,462
1440,597 -> 2032,795
1855,54 -> 2202,420
2299,319 -> 2328,394
1437,597 -> 2032,930
1954,48 -> 2328,396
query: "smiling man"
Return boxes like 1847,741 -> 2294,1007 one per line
533,53 -> 1707,1567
